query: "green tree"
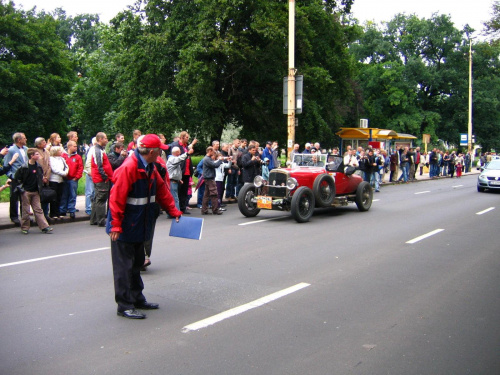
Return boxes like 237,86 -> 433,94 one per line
91,0 -> 360,148
350,13 -> 500,148
0,1 -> 75,144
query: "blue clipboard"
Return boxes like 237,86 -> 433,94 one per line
169,216 -> 204,240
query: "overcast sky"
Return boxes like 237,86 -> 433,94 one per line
16,0 -> 494,35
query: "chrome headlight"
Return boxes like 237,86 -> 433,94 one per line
478,174 -> 488,181
286,177 -> 298,190
254,175 -> 264,187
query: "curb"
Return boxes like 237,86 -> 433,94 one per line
0,215 -> 90,231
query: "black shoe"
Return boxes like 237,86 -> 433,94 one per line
201,211 -> 210,215
11,218 -> 20,226
135,302 -> 159,310
117,309 -> 146,319
218,207 -> 227,211
70,212 -> 75,219
220,204 -> 227,208
98,219 -> 106,227
213,210 -> 223,215
75,209 -> 80,212
60,213 -> 67,217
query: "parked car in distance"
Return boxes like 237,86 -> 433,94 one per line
477,159 -> 500,192
238,153 -> 373,223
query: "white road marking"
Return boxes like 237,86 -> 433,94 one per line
415,191 -> 431,195
182,282 -> 310,333
476,207 -> 495,215
452,185 -> 464,188
406,229 -> 444,244
0,247 -> 110,268
372,199 -> 380,202
239,217 -> 284,226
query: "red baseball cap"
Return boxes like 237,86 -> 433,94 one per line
139,134 -> 169,150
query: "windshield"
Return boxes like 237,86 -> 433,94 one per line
485,160 -> 500,170
292,153 -> 327,167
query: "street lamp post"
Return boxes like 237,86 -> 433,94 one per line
468,39 -> 473,153
287,0 -> 296,162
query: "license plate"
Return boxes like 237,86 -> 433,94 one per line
490,181 -> 500,185
257,196 -> 272,209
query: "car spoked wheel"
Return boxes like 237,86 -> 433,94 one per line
355,181 -> 373,211
237,183 -> 261,217
291,186 -> 315,223
313,174 -> 335,207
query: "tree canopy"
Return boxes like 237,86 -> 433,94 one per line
2,0 -> 500,153
0,0 -> 74,144
350,13 -> 500,151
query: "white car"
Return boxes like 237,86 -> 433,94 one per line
477,160 -> 500,192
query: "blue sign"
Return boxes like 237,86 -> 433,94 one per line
460,134 -> 468,146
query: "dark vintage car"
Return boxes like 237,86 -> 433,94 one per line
238,153 -> 373,222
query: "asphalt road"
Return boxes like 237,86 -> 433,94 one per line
1,175 -> 499,375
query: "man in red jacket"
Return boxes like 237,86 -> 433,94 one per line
60,141 -> 83,219
90,132 -> 113,226
107,134 -> 182,319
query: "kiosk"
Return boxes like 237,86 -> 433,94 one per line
336,127 -> 417,153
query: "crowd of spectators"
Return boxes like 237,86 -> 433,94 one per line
2,131 -> 482,233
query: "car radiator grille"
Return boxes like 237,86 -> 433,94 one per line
268,171 -> 288,197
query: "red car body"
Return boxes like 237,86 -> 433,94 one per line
238,154 -> 373,222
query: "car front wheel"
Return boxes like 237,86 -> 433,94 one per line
477,185 -> 485,192
238,183 -> 261,217
355,181 -> 373,212
313,174 -> 336,207
291,186 -> 315,223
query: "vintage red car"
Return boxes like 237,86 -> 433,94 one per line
238,153 -> 373,222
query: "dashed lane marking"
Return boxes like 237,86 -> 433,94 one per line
452,185 -> 464,188
238,217 -> 285,226
182,282 -> 311,333
476,207 -> 495,215
406,229 -> 444,244
414,191 -> 431,195
0,247 -> 110,268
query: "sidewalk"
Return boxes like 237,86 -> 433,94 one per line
0,168 -> 480,231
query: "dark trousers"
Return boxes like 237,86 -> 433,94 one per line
178,174 -> 190,212
216,181 -> 224,205
49,181 -> 64,217
143,214 -> 157,258
111,240 -> 147,312
9,179 -> 22,220
202,180 -> 219,213
90,181 -> 110,225
225,172 -> 237,198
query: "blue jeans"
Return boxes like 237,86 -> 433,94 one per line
197,183 -> 205,208
363,171 -> 371,183
170,181 -> 180,210
370,171 -> 380,191
60,179 -> 78,213
399,163 -> 409,182
84,174 -> 94,215
430,164 -> 438,177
